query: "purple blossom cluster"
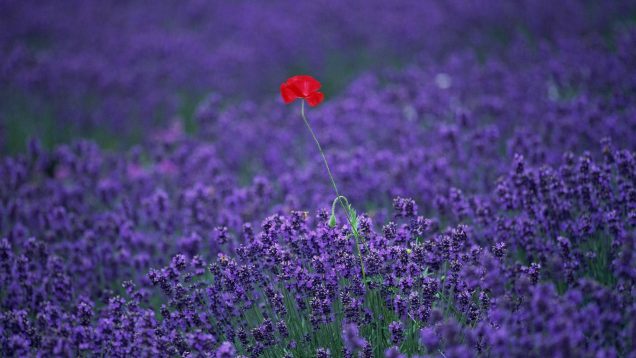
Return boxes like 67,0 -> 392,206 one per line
2,143 -> 635,356
2,1 -> 636,357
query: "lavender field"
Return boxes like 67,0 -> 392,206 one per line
2,1 -> 636,357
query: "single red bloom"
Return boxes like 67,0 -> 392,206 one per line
280,75 -> 325,107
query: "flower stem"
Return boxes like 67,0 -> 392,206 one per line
300,101 -> 366,279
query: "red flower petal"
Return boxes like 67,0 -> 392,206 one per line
280,83 -> 299,103
286,75 -> 321,97
305,91 -> 324,107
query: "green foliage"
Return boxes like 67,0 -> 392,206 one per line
581,233 -> 617,287
0,88 -> 141,155
229,284 -> 430,357
329,196 -> 359,232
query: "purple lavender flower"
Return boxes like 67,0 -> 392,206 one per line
342,323 -> 366,351
215,342 -> 236,358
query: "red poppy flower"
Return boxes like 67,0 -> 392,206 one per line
280,75 -> 324,107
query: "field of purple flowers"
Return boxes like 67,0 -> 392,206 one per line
2,1 -> 636,357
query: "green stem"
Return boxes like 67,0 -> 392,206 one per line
300,101 -> 366,279
330,196 -> 353,224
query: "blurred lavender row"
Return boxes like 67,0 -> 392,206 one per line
1,0 -> 634,137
